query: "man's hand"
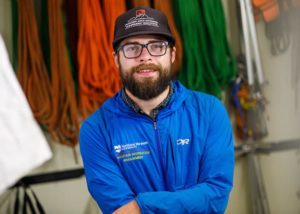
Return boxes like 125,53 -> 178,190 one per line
113,200 -> 141,214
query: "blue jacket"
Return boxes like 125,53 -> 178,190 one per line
79,81 -> 234,214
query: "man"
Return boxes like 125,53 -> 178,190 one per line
80,6 -> 234,214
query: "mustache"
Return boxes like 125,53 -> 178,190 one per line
133,63 -> 162,73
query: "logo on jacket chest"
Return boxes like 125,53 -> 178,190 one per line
114,141 -> 150,162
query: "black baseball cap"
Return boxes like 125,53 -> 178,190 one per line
113,6 -> 175,50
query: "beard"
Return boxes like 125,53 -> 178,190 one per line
119,61 -> 174,100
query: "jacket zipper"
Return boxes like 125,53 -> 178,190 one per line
153,120 -> 167,189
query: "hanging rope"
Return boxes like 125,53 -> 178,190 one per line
47,0 -> 79,147
131,0 -> 151,7
173,0 -> 216,94
63,0 -> 79,84
16,0 -> 52,127
201,0 -> 236,86
173,0 -> 236,97
77,0 -> 122,119
153,0 -> 183,73
101,0 -> 126,47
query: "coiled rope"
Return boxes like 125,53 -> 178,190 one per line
77,0 -> 123,119
131,0 -> 151,7
47,0 -> 79,147
16,0 -> 52,127
201,0 -> 236,87
101,0 -> 126,47
173,0 -> 236,97
154,0 -> 183,73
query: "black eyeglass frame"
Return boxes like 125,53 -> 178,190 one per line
116,41 -> 170,59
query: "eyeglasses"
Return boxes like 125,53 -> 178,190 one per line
116,41 -> 169,59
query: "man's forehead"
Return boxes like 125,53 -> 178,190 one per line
120,35 -> 166,45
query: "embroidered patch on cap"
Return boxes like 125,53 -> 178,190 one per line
125,9 -> 159,30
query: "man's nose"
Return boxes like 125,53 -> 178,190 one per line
138,46 -> 152,62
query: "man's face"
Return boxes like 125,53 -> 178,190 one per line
113,35 -> 176,100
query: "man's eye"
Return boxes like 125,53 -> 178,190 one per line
152,42 -> 165,48
153,45 -> 162,49
125,45 -> 139,52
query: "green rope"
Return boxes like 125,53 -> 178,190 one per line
201,0 -> 236,86
173,0 -> 236,97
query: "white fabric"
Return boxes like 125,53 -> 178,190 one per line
0,35 -> 52,194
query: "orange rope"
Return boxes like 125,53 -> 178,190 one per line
154,0 -> 183,73
102,0 -> 126,46
78,0 -> 122,119
131,0 -> 151,7
17,0 -> 52,126
47,0 -> 79,147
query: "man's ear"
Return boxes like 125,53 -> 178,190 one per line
113,51 -> 120,69
171,46 -> 176,64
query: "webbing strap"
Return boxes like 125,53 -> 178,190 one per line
13,185 -> 45,214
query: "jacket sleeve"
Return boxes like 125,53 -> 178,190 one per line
79,119 -> 135,214
135,98 -> 234,214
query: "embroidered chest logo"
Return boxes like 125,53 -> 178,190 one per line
177,139 -> 190,146
125,9 -> 159,30
114,141 -> 150,162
